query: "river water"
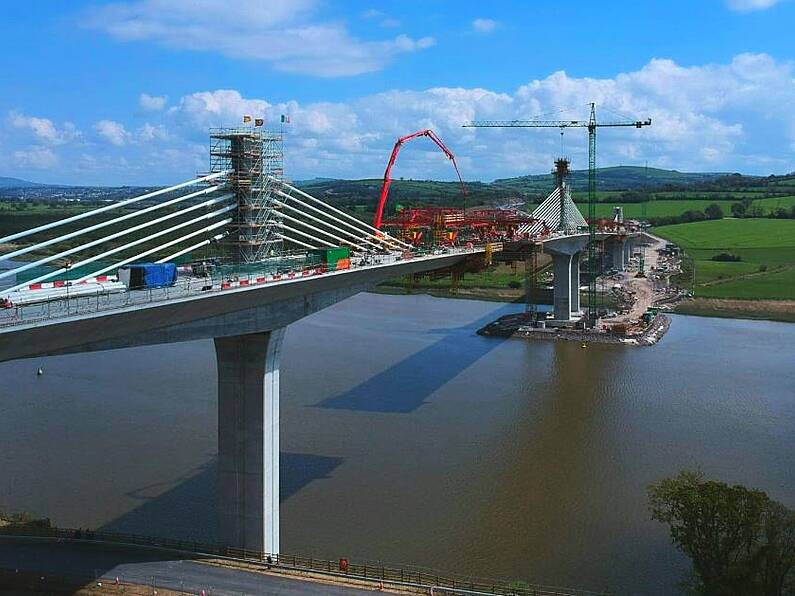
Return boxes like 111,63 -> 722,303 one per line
1,293 -> 794,594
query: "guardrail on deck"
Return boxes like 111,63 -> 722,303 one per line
0,526 -> 609,596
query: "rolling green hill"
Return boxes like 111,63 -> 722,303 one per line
494,165 -> 728,192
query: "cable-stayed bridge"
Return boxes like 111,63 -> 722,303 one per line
0,128 -> 640,558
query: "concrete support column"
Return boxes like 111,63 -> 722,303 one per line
551,252 -> 572,321
623,241 -> 632,266
611,241 -> 625,272
215,328 -> 286,555
570,252 -> 581,315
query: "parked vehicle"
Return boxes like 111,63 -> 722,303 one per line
118,263 -> 177,290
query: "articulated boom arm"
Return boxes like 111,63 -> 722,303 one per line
373,129 -> 467,229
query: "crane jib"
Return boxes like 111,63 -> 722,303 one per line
461,108 -> 651,328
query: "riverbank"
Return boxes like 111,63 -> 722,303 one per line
373,284 -> 527,303
674,297 -> 795,323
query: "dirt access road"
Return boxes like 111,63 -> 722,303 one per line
609,234 -> 667,324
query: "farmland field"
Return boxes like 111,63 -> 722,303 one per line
577,200 -> 736,219
654,219 -> 795,301
574,197 -> 795,219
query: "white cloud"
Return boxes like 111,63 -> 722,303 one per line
7,112 -> 79,145
472,18 -> 498,33
138,122 -> 169,141
94,119 -> 130,146
13,147 -> 59,169
139,93 -> 167,111
162,53 -> 795,180
5,53 -> 795,185
727,0 -> 781,11
171,89 -> 272,129
86,0 -> 434,77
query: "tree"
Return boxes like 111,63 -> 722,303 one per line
732,202 -> 747,218
681,210 -> 707,223
757,502 -> 795,596
705,203 -> 725,220
649,471 -> 795,596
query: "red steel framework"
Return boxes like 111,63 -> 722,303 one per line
374,129 -> 541,246
381,206 -> 540,246
373,129 -> 467,229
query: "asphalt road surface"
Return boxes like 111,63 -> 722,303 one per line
0,537 -> 377,595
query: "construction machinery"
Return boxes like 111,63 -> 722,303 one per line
381,206 -> 534,246
373,129 -> 467,229
464,103 -> 651,327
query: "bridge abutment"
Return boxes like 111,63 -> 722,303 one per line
215,328 -> 285,555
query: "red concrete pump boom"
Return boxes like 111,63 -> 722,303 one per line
373,129 -> 467,229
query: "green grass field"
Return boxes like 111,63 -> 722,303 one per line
580,200 -> 736,219
572,197 -> 795,220
654,219 -> 795,300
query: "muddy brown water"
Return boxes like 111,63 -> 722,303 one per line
1,293 -> 794,595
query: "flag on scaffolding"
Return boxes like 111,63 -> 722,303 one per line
281,114 -> 290,123
243,115 -> 252,123
254,118 -> 264,127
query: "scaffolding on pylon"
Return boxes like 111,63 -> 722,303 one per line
209,127 -> 284,263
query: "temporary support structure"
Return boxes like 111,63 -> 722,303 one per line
210,128 -> 284,263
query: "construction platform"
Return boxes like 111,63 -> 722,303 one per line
477,312 -> 671,347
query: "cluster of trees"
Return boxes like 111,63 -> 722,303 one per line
731,198 -> 795,219
648,203 -> 725,226
649,470 -> 795,595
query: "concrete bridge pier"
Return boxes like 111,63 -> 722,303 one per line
545,234 -> 590,322
623,240 -> 632,267
215,328 -> 285,556
570,252 -> 581,315
610,240 -> 625,272
551,252 -> 573,320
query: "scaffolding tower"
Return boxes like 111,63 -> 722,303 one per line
210,127 -> 284,263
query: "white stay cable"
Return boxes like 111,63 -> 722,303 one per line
0,184 -> 225,262
0,195 -> 233,282
0,170 -> 230,245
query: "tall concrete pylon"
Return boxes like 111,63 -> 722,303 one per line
215,328 -> 285,555
517,159 -> 587,237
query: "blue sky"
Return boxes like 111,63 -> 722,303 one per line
1,0 -> 794,185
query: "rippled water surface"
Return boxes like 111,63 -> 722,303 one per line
2,293 -> 794,595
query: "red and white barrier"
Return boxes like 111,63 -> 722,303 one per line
24,275 -> 116,291
219,268 -> 320,290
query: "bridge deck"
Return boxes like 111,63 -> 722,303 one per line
0,248 -> 483,363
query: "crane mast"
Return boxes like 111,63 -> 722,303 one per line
463,104 -> 651,327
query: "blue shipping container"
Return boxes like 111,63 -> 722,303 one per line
120,263 -> 177,290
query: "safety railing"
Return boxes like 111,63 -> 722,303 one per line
0,525 -> 609,596
0,246 -> 483,329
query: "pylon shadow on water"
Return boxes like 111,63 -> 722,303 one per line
100,452 -> 344,544
314,302 -> 522,414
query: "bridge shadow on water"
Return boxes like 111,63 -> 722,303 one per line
100,452 -> 343,544
314,301 -> 521,414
